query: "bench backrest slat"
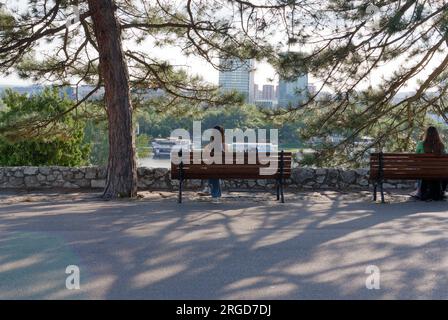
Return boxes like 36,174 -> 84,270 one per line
370,153 -> 448,180
171,152 -> 292,180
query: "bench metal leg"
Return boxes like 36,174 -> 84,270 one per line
280,183 -> 285,203
380,182 -> 385,203
178,178 -> 183,204
377,152 -> 385,203
276,179 -> 280,201
279,150 -> 285,203
178,156 -> 184,204
373,183 -> 377,202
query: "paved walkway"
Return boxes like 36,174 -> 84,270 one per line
0,190 -> 447,299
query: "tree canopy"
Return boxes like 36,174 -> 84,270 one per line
269,0 -> 448,164
0,0 -> 287,107
1,0 -> 447,193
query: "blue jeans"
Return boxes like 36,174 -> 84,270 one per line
416,180 -> 422,198
208,179 -> 221,198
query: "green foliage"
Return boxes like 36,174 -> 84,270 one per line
0,88 -> 90,166
136,134 -> 151,159
275,52 -> 308,81
299,153 -> 317,167
1,88 -> 78,140
83,122 -> 152,164
296,99 -> 441,168
0,133 -> 88,167
83,120 -> 109,166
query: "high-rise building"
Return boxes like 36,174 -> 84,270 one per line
262,84 -> 275,100
278,73 -> 309,108
255,100 -> 275,109
254,84 -> 261,100
219,58 -> 255,103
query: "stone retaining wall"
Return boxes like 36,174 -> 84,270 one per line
0,166 -> 416,191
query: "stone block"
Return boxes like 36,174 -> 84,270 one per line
14,170 -> 24,178
91,179 -> 106,189
341,170 -> 356,184
39,167 -> 51,175
24,167 -> 38,175
24,176 -> 39,188
75,179 -> 91,188
63,182 -> 81,189
85,167 -> 97,179
9,177 -> 24,187
295,168 -> 314,183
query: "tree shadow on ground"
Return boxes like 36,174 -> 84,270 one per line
1,193 -> 448,299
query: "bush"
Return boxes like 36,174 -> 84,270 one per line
0,88 -> 90,166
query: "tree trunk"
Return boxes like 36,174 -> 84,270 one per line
87,0 -> 138,199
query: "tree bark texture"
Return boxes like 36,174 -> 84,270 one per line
87,0 -> 138,198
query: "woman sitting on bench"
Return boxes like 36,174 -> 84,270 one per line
415,126 -> 447,201
199,125 -> 228,203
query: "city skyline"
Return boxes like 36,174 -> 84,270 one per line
218,57 -> 309,108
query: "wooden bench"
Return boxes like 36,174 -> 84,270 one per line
171,151 -> 292,203
370,152 -> 448,203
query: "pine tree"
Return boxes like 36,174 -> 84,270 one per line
0,0 -> 288,198
269,0 -> 448,164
